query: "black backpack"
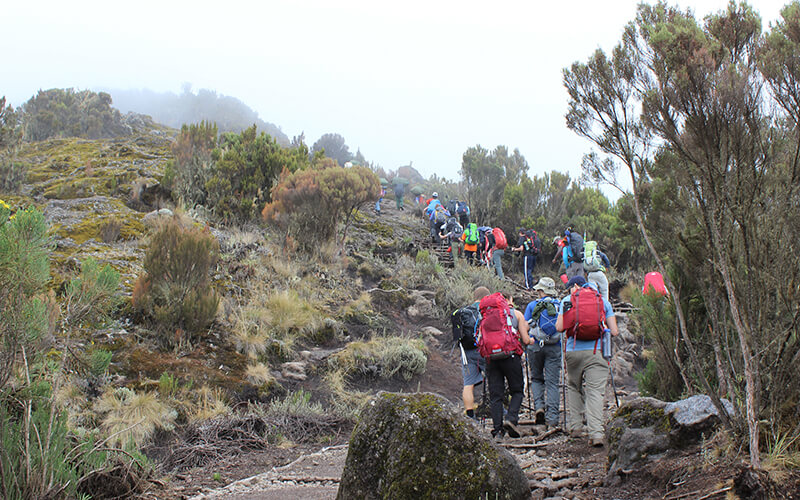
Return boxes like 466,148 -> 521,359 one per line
451,303 -> 481,348
456,202 -> 469,216
568,231 -> 584,263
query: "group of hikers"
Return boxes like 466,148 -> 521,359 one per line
451,228 -> 619,446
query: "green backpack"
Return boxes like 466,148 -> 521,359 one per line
465,223 -> 479,245
583,240 -> 602,272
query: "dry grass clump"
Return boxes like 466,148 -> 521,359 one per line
435,265 -> 512,318
327,335 -> 428,381
232,289 -> 335,361
245,362 -> 275,387
188,386 -> 231,423
158,391 -> 348,472
95,387 -> 176,447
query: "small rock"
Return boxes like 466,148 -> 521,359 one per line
280,362 -> 308,381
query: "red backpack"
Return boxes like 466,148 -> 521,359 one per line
477,293 -> 522,359
492,228 -> 508,250
561,286 -> 605,341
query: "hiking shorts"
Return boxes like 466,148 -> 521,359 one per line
461,347 -> 485,386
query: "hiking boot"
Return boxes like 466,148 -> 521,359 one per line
503,421 -> 521,438
534,409 -> 546,425
491,428 -> 506,441
589,437 -> 604,447
546,423 -> 561,433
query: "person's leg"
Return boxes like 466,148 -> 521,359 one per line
583,351 -> 609,440
523,255 -> 530,288
543,344 -> 562,426
529,347 -> 546,412
487,360 -> 505,434
505,356 -> 525,425
493,249 -> 505,279
461,348 -> 483,412
565,350 -> 587,435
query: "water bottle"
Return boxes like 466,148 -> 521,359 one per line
602,328 -> 612,360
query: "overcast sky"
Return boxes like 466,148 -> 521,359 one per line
3,0 -> 790,195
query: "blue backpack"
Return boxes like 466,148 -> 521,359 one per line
528,297 -> 561,344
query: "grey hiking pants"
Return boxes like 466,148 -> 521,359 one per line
587,270 -> 609,302
492,249 -> 505,280
527,343 -> 562,426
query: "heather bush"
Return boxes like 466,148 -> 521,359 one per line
262,163 -> 380,253
132,216 -> 219,346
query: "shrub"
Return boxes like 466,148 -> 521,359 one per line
63,257 -> 120,328
262,163 -> 380,253
0,204 -> 51,387
21,88 -> 129,140
89,348 -> 113,377
166,121 -> 218,208
132,216 -> 219,346
630,290 -> 684,400
0,98 -> 24,194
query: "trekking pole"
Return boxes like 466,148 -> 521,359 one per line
524,348 -> 533,419
608,362 -> 620,408
561,338 -> 568,430
603,328 -> 620,408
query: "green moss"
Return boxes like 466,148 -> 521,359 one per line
363,220 -> 394,238
340,393 -> 527,499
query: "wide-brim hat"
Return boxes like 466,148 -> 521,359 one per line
533,277 -> 557,296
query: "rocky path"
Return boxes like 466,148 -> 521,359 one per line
187,421 -> 611,500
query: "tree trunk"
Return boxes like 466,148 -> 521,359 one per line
708,212 -> 761,467
626,164 -> 736,433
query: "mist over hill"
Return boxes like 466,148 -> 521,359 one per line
106,86 -> 289,144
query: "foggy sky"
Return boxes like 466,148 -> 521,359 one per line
3,0 -> 789,196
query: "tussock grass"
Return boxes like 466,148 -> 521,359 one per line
95,388 -> 176,447
245,362 -> 275,387
435,265 -> 512,318
188,386 -> 231,422
327,335 -> 428,381
232,289 -> 335,361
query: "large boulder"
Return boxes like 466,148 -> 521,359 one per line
606,395 -> 734,485
337,392 -> 529,500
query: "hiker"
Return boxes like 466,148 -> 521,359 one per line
583,241 -> 611,302
477,292 -> 532,439
452,286 -> 490,419
484,228 -> 507,280
512,229 -> 540,289
375,185 -> 385,214
430,203 -> 450,244
461,222 -> 480,265
551,236 -> 566,266
454,200 -> 470,226
439,217 -> 463,261
562,228 -> 585,279
415,193 -> 425,206
523,277 -> 562,429
555,276 -> 618,447
393,181 -> 405,210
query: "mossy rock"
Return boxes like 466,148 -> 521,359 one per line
337,392 -> 529,500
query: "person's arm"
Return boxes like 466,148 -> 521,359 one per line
600,251 -> 611,268
603,299 -> 619,336
552,246 -> 562,264
555,301 -> 566,332
516,310 -> 531,345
